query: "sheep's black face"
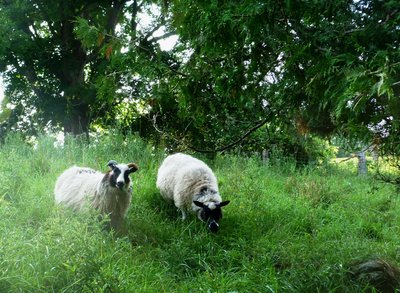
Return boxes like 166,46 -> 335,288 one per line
107,161 -> 138,190
193,200 -> 230,233
200,207 -> 222,233
110,167 -> 126,189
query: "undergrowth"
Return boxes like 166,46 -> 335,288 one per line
0,132 -> 399,292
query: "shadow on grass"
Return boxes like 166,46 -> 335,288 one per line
146,191 -> 181,220
126,191 -> 192,246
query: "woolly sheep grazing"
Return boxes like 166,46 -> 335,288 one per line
54,160 -> 138,230
156,153 -> 230,233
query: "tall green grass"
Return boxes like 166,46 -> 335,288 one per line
0,132 -> 399,292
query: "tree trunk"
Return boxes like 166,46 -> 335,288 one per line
63,102 -> 90,136
57,0 -> 126,136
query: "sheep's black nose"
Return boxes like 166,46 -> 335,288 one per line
116,182 -> 124,189
208,220 -> 219,233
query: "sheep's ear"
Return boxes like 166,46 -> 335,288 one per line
218,201 -> 230,207
193,201 -> 205,208
107,160 -> 117,169
128,163 -> 138,173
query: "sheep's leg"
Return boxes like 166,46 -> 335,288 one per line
180,209 -> 187,220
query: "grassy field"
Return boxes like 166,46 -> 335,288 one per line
0,133 -> 399,292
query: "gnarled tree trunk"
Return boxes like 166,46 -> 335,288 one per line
63,102 -> 90,136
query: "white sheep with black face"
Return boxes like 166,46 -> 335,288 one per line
54,160 -> 138,230
156,153 -> 230,233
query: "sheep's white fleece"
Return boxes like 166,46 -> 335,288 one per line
156,153 -> 222,215
54,166 -> 131,228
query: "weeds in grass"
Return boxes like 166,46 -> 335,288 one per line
0,132 -> 399,292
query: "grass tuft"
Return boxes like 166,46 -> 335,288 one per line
0,132 -> 399,292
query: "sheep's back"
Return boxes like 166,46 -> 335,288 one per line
54,166 -> 104,211
157,153 -> 218,209
156,155 -> 180,201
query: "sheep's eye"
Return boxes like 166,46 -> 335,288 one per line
124,170 -> 131,184
208,208 -> 222,222
200,209 -> 209,222
213,209 -> 222,221
113,169 -> 121,176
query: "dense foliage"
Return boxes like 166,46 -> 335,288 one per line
0,1 -> 399,161
0,133 -> 399,292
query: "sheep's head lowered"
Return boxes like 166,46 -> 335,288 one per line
157,153 -> 231,233
107,160 -> 138,190
193,200 -> 230,233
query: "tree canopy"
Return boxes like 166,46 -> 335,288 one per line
0,0 -> 399,161
0,0 -> 139,134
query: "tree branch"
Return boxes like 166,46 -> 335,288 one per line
135,41 -> 188,77
337,142 -> 375,163
129,0 -> 139,38
87,0 -> 128,62
105,0 -> 127,36
149,31 -> 177,43
144,20 -> 165,40
190,118 -> 270,153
